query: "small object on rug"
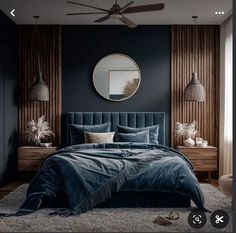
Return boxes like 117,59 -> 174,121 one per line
153,216 -> 172,226
165,211 -> 180,220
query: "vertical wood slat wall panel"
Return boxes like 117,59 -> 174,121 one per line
171,25 -> 220,148
19,26 -> 61,146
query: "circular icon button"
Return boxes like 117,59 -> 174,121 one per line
210,210 -> 229,229
188,210 -> 207,229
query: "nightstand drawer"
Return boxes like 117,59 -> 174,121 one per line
176,146 -> 218,180
18,159 -> 44,171
181,150 -> 217,160
18,147 -> 57,160
18,146 -> 58,172
191,160 -> 217,171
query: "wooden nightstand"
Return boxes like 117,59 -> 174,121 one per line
18,146 -> 57,171
176,146 -> 218,181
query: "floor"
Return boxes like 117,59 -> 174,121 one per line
0,178 -> 219,200
0,181 -> 23,199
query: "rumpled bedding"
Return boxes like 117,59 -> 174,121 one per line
1,143 -> 207,216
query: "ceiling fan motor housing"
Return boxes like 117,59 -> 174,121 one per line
111,3 -> 121,11
110,3 -> 123,19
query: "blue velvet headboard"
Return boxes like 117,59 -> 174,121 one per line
66,112 -> 166,146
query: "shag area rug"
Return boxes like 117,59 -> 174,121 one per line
0,183 -> 232,232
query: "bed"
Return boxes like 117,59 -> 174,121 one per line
3,112 -> 206,217
66,112 -> 188,208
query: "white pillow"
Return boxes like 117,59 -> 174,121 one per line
84,132 -> 115,144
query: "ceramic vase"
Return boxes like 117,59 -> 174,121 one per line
183,138 -> 195,147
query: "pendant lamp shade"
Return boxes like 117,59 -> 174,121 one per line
184,72 -> 206,102
29,57 -> 49,101
29,72 -> 49,101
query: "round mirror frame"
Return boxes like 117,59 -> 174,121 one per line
92,53 -> 141,102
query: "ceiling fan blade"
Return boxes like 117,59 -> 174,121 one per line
119,16 -> 137,28
67,12 -> 107,15
94,15 -> 110,23
119,1 -> 135,13
66,1 -> 110,13
123,3 -> 164,14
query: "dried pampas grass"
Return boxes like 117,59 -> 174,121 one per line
25,115 -> 55,146
176,121 -> 197,139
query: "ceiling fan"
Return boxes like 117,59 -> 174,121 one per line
66,0 -> 164,28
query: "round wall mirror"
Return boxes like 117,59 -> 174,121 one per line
93,53 -> 141,101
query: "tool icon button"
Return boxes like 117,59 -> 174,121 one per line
210,210 -> 229,229
188,210 -> 207,229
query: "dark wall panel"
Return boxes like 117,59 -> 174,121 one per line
0,10 -> 18,186
62,26 -> 171,145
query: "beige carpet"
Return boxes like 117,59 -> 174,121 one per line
0,184 -> 232,232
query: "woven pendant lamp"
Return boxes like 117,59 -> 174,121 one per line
29,16 -> 49,102
29,56 -> 49,101
184,16 -> 205,102
184,72 -> 205,102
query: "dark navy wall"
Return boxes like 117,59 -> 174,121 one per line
0,10 -> 18,186
62,26 -> 171,145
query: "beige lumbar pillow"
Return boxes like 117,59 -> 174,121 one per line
84,132 -> 115,144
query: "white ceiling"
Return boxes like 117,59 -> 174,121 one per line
0,0 -> 232,25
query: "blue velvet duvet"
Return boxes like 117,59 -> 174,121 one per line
7,143 -> 207,216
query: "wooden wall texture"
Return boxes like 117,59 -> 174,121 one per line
19,26 -> 61,146
171,25 -> 220,148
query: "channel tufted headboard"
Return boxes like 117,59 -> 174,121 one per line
66,112 -> 166,146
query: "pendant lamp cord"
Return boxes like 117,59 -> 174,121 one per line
33,16 -> 42,82
35,16 -> 38,33
192,16 -> 198,73
34,16 -> 39,55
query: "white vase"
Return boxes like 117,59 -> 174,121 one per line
184,138 -> 195,147
40,142 -> 52,147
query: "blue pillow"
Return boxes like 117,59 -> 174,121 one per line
117,125 -> 159,144
69,123 -> 111,145
116,130 -> 149,143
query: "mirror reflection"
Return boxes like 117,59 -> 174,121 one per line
93,54 -> 141,101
